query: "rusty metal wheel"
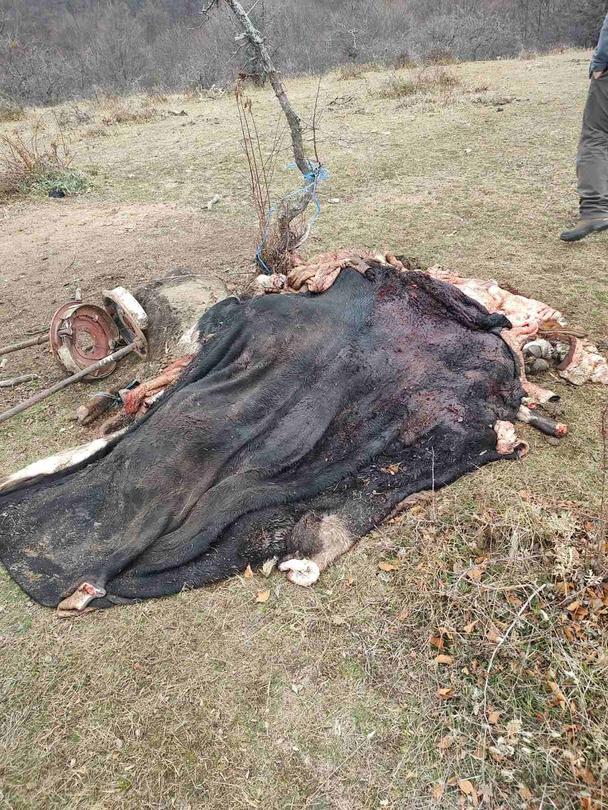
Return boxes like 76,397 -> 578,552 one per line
49,302 -> 121,380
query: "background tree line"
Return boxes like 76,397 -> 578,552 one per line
1,0 -> 607,106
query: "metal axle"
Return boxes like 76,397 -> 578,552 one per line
0,342 -> 138,425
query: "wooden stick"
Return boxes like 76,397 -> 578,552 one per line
0,374 -> 38,388
0,334 -> 48,355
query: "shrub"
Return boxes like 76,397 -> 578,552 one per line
183,84 -> 226,101
337,63 -> 364,80
393,52 -> 418,70
0,119 -> 88,200
519,48 -> 541,60
83,124 -> 110,139
54,104 -> 94,129
144,89 -> 168,105
379,74 -> 418,98
100,98 -> 157,126
379,67 -> 461,99
0,0 -> 600,106
0,94 -> 25,123
423,47 -> 456,66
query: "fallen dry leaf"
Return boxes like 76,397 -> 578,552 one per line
430,635 -> 445,650
486,627 -> 504,644
434,654 -> 454,665
488,710 -> 502,725
378,560 -> 400,572
547,680 -> 567,708
467,566 -> 483,582
243,564 -> 253,579
438,735 -> 455,750
261,558 -> 277,577
518,785 -> 533,802
255,590 -> 270,604
431,783 -> 444,801
437,687 -> 456,700
576,766 -> 596,786
463,620 -> 478,634
381,463 -> 401,475
505,591 -> 523,608
458,779 -> 478,806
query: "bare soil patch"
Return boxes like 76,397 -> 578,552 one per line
0,200 -> 252,473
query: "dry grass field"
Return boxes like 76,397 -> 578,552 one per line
1,51 -> 608,809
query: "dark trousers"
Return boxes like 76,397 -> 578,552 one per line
577,74 -> 608,218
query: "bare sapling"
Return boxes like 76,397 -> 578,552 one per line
203,0 -> 325,272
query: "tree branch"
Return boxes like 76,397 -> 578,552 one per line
204,0 -> 324,272
223,0 -> 310,176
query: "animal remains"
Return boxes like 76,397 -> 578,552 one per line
0,252 -> 605,615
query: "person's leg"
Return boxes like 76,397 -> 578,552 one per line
578,75 -> 608,217
561,75 -> 608,241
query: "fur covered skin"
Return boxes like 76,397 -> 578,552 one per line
0,265 -> 524,611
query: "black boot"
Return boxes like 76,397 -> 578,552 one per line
560,216 -> 608,242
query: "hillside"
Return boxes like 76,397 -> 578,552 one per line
1,51 -> 607,809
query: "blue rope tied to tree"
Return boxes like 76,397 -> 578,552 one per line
256,161 -> 330,275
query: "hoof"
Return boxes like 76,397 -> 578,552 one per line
279,558 -> 320,587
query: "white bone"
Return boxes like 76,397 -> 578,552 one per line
279,558 -> 320,587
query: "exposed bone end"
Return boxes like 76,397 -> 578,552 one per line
494,420 -> 529,458
56,582 -> 106,615
279,558 -> 320,587
522,382 -> 560,405
177,323 -> 200,353
517,405 -> 568,439
524,338 -> 554,360
254,273 -> 287,295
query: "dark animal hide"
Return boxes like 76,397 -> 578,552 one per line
0,265 -> 524,610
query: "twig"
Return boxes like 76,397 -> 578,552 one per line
0,373 -> 38,388
311,75 -> 322,167
482,583 -> 545,719
245,0 -> 263,14
202,0 -> 220,13
600,405 -> 608,559
61,254 -> 77,276
0,334 -> 48,355
235,85 -> 272,230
